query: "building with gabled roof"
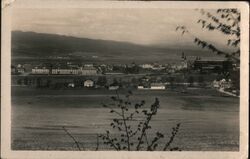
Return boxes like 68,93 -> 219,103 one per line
84,80 -> 94,87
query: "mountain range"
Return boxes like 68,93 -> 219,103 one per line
11,31 -> 223,64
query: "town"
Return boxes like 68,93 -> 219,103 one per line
9,6 -> 242,152
11,53 -> 240,96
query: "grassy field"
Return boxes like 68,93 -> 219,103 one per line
11,86 -> 239,151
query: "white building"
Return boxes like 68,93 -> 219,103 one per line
138,83 -> 165,90
212,80 -> 220,88
84,80 -> 94,87
140,64 -> 154,69
109,85 -> 119,90
164,82 -> 171,85
32,67 -> 49,74
11,66 -> 16,74
219,79 -> 232,89
79,66 -> 97,75
51,65 -> 97,75
150,83 -> 166,90
52,68 -> 78,75
152,66 -> 165,70
137,85 -> 145,89
212,79 -> 232,89
17,68 -> 25,74
137,85 -> 151,90
68,83 -> 75,88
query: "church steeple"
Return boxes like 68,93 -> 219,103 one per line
181,52 -> 185,59
181,52 -> 186,60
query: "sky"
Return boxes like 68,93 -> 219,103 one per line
12,7 -> 233,51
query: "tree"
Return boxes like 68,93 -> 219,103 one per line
73,78 -> 83,87
169,77 -> 175,90
112,78 -> 119,86
230,69 -> 240,90
176,9 -> 240,62
198,76 -> 205,87
125,64 -> 140,74
99,91 -> 181,151
46,79 -> 52,88
96,76 -> 107,87
36,77 -> 41,88
188,76 -> 194,87
17,79 -> 22,85
131,78 -> 139,88
23,77 -> 28,85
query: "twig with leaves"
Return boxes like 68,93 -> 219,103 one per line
176,8 -> 240,62
163,123 -> 181,151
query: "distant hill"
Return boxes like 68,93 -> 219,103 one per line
11,31 -> 223,64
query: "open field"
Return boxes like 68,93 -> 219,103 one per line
11,86 -> 239,151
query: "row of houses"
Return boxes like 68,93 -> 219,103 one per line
193,60 -> 235,73
138,78 -> 234,90
212,79 -> 233,89
31,65 -> 98,75
68,79 -> 120,90
14,58 -> 237,76
11,64 -> 25,74
137,83 -> 166,90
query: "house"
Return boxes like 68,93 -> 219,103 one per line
11,65 -> 17,74
109,85 -> 119,90
164,82 -> 171,85
137,83 -> 165,90
152,65 -> 165,70
23,64 -> 33,73
68,83 -> 75,88
232,63 -> 240,70
105,72 -> 124,75
79,65 -> 98,75
219,79 -> 232,89
212,80 -> 220,88
212,79 -> 232,89
137,85 -> 150,90
181,60 -> 188,69
193,60 -> 233,73
151,63 -> 165,70
51,66 -> 78,75
32,67 -> 50,74
84,80 -> 94,87
84,64 -> 94,67
137,85 -> 145,89
150,83 -> 166,90
55,68 -> 78,75
174,60 -> 188,70
16,64 -> 25,74
140,64 -> 154,69
141,77 -> 150,82
42,64 -> 98,75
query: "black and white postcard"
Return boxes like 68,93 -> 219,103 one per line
1,1 -> 249,159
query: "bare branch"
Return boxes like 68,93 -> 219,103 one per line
62,126 -> 82,151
